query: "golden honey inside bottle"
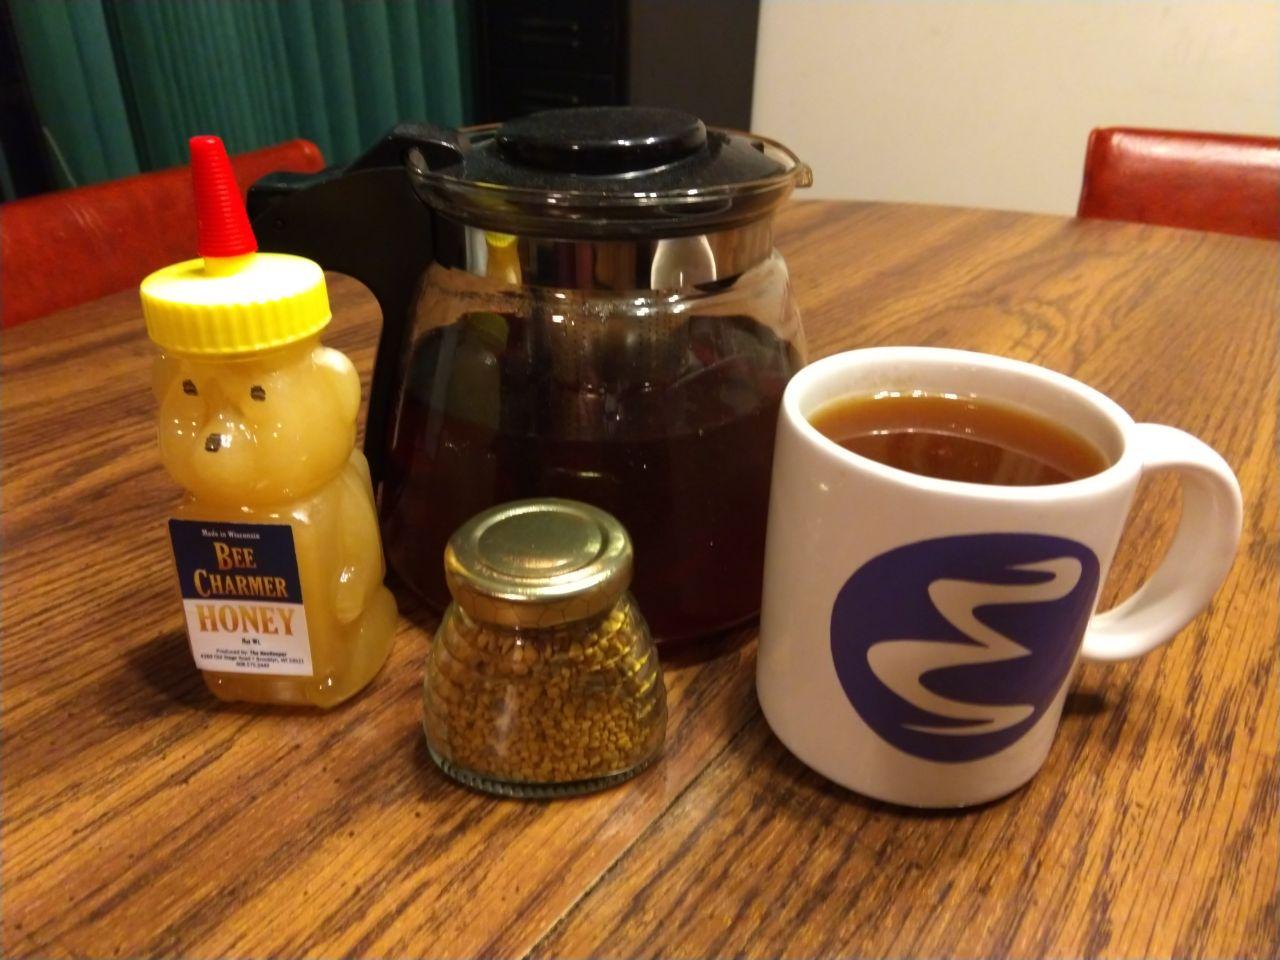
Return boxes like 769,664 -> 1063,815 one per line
141,135 -> 397,707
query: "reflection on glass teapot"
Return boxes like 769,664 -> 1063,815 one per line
248,107 -> 811,645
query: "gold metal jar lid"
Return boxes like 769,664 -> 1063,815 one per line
444,499 -> 633,629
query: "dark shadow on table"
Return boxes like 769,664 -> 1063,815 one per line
659,621 -> 756,667
1062,689 -> 1109,716
388,573 -> 441,641
123,628 -> 226,714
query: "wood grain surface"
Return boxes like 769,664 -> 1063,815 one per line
2,201 -> 1275,959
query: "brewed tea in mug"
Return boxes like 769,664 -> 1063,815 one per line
809,392 -> 1109,486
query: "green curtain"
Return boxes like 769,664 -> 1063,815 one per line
11,0 -> 470,187
9,0 -> 140,187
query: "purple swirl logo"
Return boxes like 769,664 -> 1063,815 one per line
830,533 -> 1100,762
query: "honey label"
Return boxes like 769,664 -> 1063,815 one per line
168,519 -> 312,676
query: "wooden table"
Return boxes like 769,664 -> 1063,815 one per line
3,202 -> 1275,959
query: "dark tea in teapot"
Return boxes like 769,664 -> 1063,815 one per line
384,310 -> 799,643
247,106 -> 812,647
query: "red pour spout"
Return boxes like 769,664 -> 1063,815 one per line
189,135 -> 257,259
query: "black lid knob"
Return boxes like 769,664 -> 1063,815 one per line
495,107 -> 708,176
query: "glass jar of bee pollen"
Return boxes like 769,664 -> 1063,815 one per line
421,498 -> 667,798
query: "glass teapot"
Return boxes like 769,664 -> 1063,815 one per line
248,107 -> 810,645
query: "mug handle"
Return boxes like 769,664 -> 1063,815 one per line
1081,423 -> 1243,662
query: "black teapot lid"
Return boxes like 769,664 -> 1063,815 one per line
497,107 -> 707,175
477,106 -> 783,187
406,106 -> 810,237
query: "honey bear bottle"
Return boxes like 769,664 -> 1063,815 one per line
140,135 -> 397,708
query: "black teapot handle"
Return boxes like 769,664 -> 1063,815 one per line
247,124 -> 464,488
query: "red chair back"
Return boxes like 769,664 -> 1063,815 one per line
1078,127 -> 1279,240
1,139 -> 325,328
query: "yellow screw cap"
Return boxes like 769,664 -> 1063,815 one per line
141,252 -> 331,356
140,134 -> 331,357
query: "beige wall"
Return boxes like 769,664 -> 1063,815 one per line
752,1 -> 1280,214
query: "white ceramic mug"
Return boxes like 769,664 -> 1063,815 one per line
757,347 -> 1242,807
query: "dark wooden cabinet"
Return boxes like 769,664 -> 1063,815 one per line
472,0 -> 759,128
